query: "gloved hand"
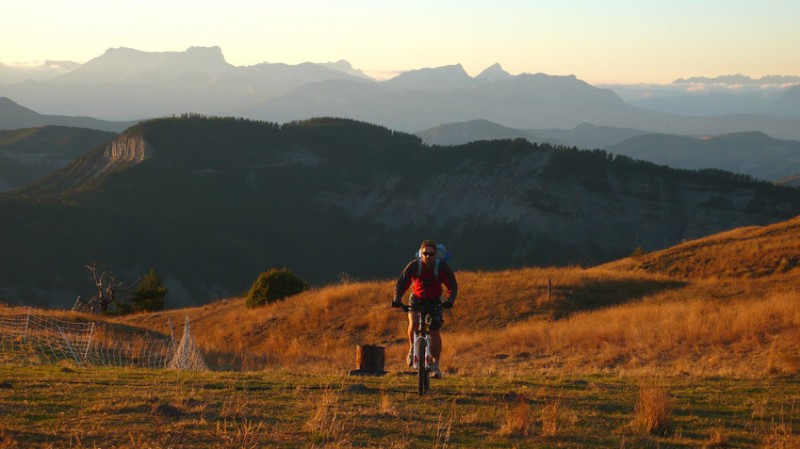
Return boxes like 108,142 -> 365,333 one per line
442,300 -> 454,309
391,299 -> 403,308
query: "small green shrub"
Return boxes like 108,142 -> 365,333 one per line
130,268 -> 168,312
246,268 -> 306,308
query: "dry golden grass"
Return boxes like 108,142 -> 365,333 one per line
603,215 -> 800,279
540,398 -> 561,438
19,213 -> 781,379
498,398 -> 533,437
444,281 -> 800,376
106,268 -> 800,377
632,380 -> 673,436
6,209 -> 800,449
115,266 -> 687,373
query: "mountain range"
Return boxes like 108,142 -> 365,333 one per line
2,46 -> 800,142
605,75 -> 800,116
7,100 -> 800,191
2,117 -> 798,309
606,132 -> 800,183
0,97 -> 133,132
0,125 -> 117,191
415,121 -> 647,149
415,120 -> 800,184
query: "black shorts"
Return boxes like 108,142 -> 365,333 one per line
409,296 -> 444,330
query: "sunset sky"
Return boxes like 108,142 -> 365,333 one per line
3,0 -> 799,84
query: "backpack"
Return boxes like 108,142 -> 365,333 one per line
415,243 -> 450,277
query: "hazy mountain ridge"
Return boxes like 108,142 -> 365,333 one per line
608,76 -> 800,117
607,132 -> 800,182
241,72 -> 667,133
0,60 -> 79,83
672,74 -> 800,85
53,46 -> 235,84
415,119 -> 560,146
0,47 -> 368,120
2,46 -> 799,140
381,64 -> 478,92
2,117 -> 798,309
0,97 -> 134,132
242,71 -> 800,138
771,85 -> 800,117
0,126 -> 117,192
416,120 -> 645,148
419,119 -> 800,183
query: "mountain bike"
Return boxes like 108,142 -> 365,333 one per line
399,301 -> 443,395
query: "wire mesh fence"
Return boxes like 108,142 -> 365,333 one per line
0,307 -> 206,370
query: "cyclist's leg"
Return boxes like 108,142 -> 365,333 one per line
407,310 -> 419,367
406,296 -> 422,366
407,312 -> 419,348
429,307 -> 444,361
429,330 -> 442,378
430,329 -> 442,361
418,334 -> 429,394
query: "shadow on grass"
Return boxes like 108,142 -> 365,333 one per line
546,277 -> 687,320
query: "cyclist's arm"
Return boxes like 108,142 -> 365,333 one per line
393,261 -> 416,303
440,263 -> 457,305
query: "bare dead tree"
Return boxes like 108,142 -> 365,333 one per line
73,263 -> 127,313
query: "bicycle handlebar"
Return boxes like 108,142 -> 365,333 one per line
398,302 -> 444,314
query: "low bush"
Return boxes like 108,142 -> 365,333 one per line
245,268 -> 306,308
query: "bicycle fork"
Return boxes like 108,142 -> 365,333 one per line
412,333 -> 431,370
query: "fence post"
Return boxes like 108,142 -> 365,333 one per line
180,316 -> 190,365
58,326 -> 82,367
167,317 -> 178,353
83,322 -> 95,361
23,307 -> 31,342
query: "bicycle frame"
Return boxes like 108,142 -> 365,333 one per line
411,330 -> 431,371
401,302 -> 442,395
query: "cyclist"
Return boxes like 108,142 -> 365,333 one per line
391,239 -> 458,378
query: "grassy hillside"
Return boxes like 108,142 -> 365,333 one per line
116,266 -> 800,378
602,214 -> 800,279
114,214 -> 800,377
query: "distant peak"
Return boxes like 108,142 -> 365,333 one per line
408,63 -> 466,74
324,59 -> 353,69
103,46 -> 142,55
383,63 -> 473,87
185,45 -> 224,56
0,97 -> 21,106
477,63 -> 512,80
318,60 -> 372,79
100,46 -> 224,59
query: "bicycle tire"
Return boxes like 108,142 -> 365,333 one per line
417,338 -> 429,395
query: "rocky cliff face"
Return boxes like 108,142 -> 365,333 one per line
13,129 -> 150,195
101,132 -> 150,167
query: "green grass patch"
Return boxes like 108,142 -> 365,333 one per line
0,364 -> 798,448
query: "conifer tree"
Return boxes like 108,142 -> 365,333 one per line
131,268 -> 168,312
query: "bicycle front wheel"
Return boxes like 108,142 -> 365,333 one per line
417,340 -> 429,395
